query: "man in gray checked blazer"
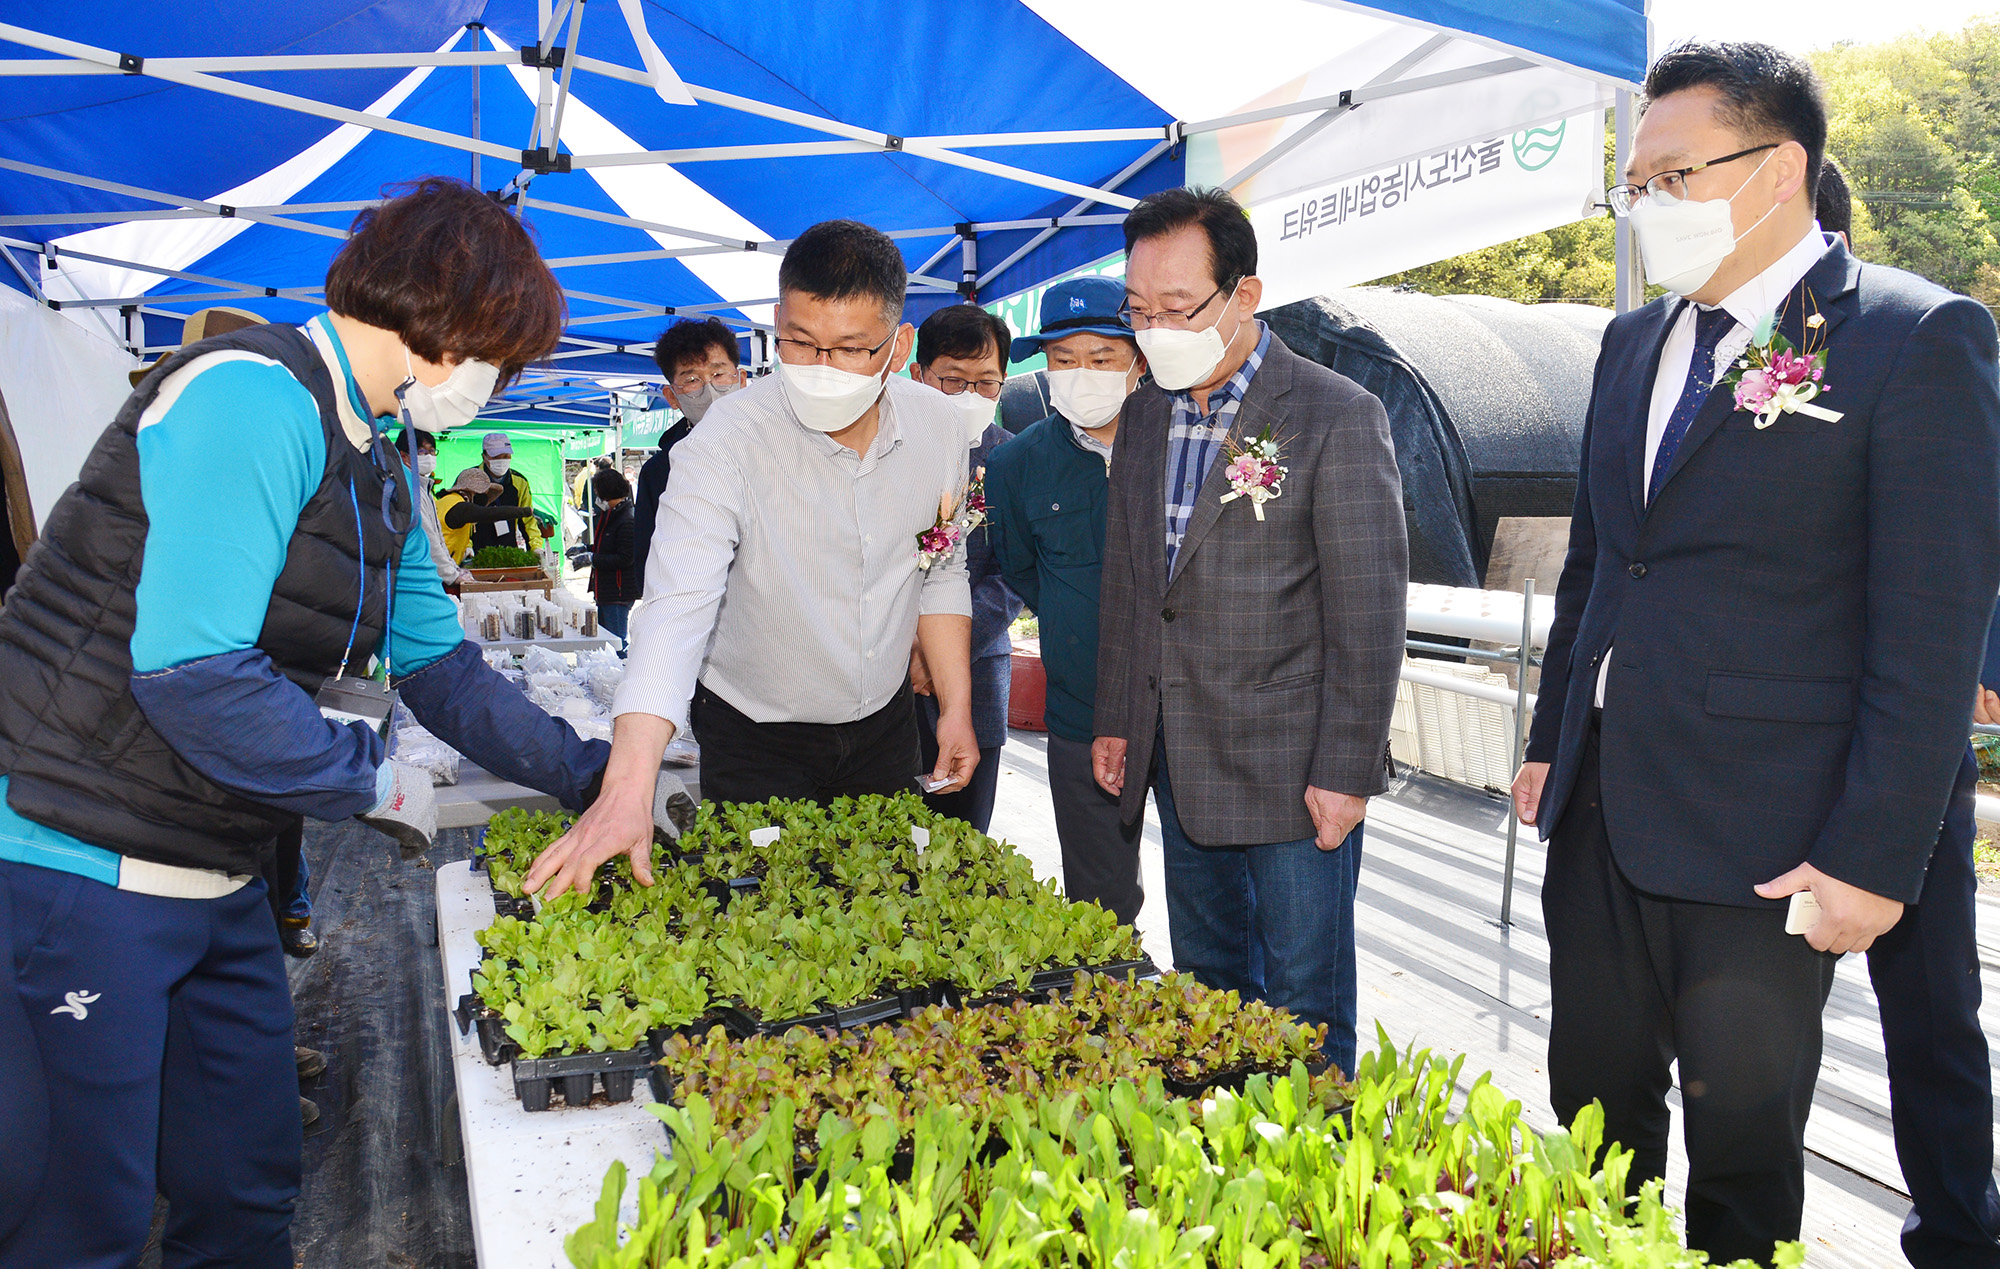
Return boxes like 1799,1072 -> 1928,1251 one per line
1092,187 -> 1407,1075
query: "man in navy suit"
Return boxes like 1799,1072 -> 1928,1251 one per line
1512,43 -> 2000,1266
1816,157 -> 2000,1269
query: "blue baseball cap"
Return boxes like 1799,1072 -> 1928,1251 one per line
1009,275 -> 1136,362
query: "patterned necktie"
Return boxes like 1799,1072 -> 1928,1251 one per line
1647,305 -> 1737,505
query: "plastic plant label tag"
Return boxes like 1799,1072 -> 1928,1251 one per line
748,826 -> 782,849
910,825 -> 930,853
1784,890 -> 1821,936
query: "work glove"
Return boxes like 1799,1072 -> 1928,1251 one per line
653,770 -> 697,845
358,761 -> 438,860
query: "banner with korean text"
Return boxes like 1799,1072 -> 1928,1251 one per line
1249,110 -> 1605,311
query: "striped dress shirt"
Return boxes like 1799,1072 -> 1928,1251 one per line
614,373 -> 973,734
1163,321 -> 1272,575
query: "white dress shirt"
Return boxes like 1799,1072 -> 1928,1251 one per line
1596,224 -> 1834,706
614,372 -> 974,734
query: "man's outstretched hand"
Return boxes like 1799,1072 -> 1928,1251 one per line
526,713 -> 675,901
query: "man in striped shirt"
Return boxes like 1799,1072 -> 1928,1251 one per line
527,221 -> 980,899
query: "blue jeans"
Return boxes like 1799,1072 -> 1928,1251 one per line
282,842 -> 310,923
597,601 -> 630,655
0,860 -> 300,1268
1154,748 -> 1364,1075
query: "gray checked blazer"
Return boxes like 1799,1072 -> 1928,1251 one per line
1094,332 -> 1408,845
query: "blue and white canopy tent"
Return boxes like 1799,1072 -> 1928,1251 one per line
0,0 -> 1646,524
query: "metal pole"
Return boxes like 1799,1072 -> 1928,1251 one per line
468,23 -> 482,190
1499,577 -> 1536,927
1613,91 -> 1641,313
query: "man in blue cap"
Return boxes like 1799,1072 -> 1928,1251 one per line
985,274 -> 1148,923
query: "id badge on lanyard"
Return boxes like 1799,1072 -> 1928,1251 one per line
316,674 -> 394,739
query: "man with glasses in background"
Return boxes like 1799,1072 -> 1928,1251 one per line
632,317 -> 746,584
525,220 -> 979,897
906,303 -> 1021,832
1513,44 -> 1999,1265
1092,187 -> 1408,1080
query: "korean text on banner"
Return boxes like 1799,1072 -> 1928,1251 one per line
1251,112 -> 1604,311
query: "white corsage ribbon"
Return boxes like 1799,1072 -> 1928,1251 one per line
1218,486 -> 1277,521
1753,381 -> 1844,429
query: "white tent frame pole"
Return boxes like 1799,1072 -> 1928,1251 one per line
0,156 -> 349,239
575,140 -> 877,165
1221,32 -> 1451,191
522,198 -> 776,252
1182,57 -> 1533,137
54,288 -> 319,309
976,138 -> 1170,290
0,52 -> 517,74
468,23 -> 483,190
0,25 -> 519,162
1613,89 -> 1641,313
0,243 -> 43,299
542,0 -> 587,159
910,236 -> 962,287
0,198 -> 376,227
1301,0 -> 1643,90
0,231 -> 318,295
538,0 -> 580,52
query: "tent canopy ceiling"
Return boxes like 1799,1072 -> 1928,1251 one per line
0,0 -> 1641,420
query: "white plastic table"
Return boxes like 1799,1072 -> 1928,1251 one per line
435,859 -> 666,1267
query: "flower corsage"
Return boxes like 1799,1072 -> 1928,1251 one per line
1218,425 -> 1287,521
1722,297 -> 1843,430
916,468 -> 987,570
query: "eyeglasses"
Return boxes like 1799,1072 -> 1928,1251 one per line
1119,278 -> 1240,331
672,366 -> 740,394
1608,144 -> 1777,216
931,374 -> 1003,400
773,330 -> 896,373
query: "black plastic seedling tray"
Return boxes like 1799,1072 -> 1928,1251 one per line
511,1046 -> 655,1112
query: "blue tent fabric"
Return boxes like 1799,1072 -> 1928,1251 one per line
1351,0 -> 1647,86
0,0 -> 1645,407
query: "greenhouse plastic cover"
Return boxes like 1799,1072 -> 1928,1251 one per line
1263,289 -> 1608,588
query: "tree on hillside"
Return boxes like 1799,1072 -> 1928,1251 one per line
1367,26 -> 2000,306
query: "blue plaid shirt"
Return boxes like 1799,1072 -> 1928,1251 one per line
1164,321 -> 1272,575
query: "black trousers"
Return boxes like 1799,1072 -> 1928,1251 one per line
1046,732 -> 1144,926
690,680 -> 921,807
1544,716 -> 1837,1267
1868,747 -> 2000,1269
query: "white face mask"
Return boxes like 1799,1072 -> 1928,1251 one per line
486,457 -> 511,477
1133,284 -> 1241,391
396,350 -> 497,434
1046,366 -> 1134,431
416,453 -> 437,477
675,376 -> 739,424
778,345 -> 895,434
1627,149 -> 1780,296
947,386 -> 996,444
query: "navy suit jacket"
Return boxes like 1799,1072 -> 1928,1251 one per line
1526,237 -> 2000,906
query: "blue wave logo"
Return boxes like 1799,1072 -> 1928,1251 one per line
1512,121 -> 1567,171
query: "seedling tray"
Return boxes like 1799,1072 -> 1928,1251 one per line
716,992 -> 906,1038
454,993 -> 523,1066
1029,957 -> 1159,995
512,1046 -> 654,1112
